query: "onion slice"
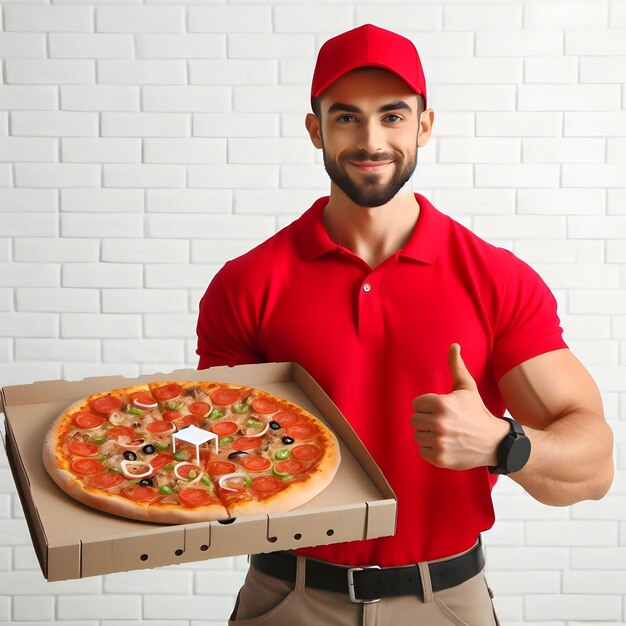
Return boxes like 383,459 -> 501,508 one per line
218,472 -> 251,492
120,460 -> 153,479
173,462 -> 204,484
247,423 -> 270,438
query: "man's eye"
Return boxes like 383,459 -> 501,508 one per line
385,114 -> 402,123
336,115 -> 356,123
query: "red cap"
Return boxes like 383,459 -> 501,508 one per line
310,24 -> 427,108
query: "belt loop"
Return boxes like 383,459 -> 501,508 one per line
418,561 -> 434,604
295,555 -> 307,593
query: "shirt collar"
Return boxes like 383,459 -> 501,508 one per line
295,193 -> 449,265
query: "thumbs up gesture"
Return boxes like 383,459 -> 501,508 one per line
410,343 -> 510,470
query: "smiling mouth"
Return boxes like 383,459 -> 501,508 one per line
347,160 -> 394,173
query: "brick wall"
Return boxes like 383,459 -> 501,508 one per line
1,1 -> 625,624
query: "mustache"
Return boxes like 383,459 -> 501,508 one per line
343,151 -> 397,163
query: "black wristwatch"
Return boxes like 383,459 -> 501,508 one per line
488,416 -> 531,475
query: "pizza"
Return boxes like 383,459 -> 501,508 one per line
42,381 -> 341,524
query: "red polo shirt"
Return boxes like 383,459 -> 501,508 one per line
196,193 -> 567,567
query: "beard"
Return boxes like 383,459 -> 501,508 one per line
322,146 -> 418,208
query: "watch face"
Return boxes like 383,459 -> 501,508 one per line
508,436 -> 531,473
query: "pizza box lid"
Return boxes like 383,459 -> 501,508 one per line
0,361 -> 397,581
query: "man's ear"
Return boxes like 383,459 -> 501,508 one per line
417,108 -> 435,149
305,113 -> 323,149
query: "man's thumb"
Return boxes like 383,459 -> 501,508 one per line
448,343 -> 478,392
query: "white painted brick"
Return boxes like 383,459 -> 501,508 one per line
569,216 -> 626,239
63,362 -> 139,381
62,313 -> 140,338
428,85 -> 515,112
280,58 -> 317,87
565,112 -> 626,136
61,188 -> 143,213
0,239 -> 9,263
140,362 -> 193,375
194,113 -> 278,138
0,546 -> 9,568
563,569 -> 626,593
607,137 -> 626,162
0,31 -> 45,58
588,365 -> 626,390
102,289 -> 188,313
103,622 -> 186,626
62,263 -> 142,288
524,138 -> 604,164
492,495 -> 569,520
475,215 -> 565,239
487,547 -> 569,570
476,164 -> 559,188
535,264 -> 618,289
143,594 -> 232,620
0,338 -> 10,362
526,594 -> 621,621
97,59 -> 187,85
354,7 -> 441,32
13,545 -> 40,570
13,595 -> 55,621
573,545 -> 626,569
560,314 -> 610,339
233,86 -> 308,113
572,495 -> 626,519
607,189 -> 626,214
280,164 -> 329,189
476,112 -> 562,137
0,313 -> 57,338
16,163 -> 99,189
429,112 -> 475,137
103,163 -> 185,188
144,313 -> 196,338
477,30 -> 562,56
17,287 -> 98,313
0,362 -> 61,385
0,263 -> 58,287
61,85 -> 139,112
194,569 -> 247,595
62,138 -> 141,163
519,84 -> 620,112
234,189 -> 331,215
277,6 -> 354,33
0,136 -> 56,162
229,33 -> 314,59
0,520 -> 32,545
148,189 -> 230,214
527,521 -> 618,546
137,34 -> 225,59
566,28 -> 626,54
581,56 -> 626,83
429,57 -> 522,85
444,3 -> 522,30
191,239 -> 260,264
145,264 -> 217,289
488,570 -> 560,595
525,0 -> 608,29
568,339 -> 618,365
229,138 -> 314,164
431,189 -> 515,215
6,59 -> 93,85
0,290 -> 12,312
58,595 -> 141,620
614,316 -> 626,337
50,33 -> 133,59
142,87 -> 229,115
187,164 -> 279,189
439,138 -> 520,163
0,84 -> 57,110
417,164 -> 473,189
97,6 -> 184,33
61,213 -> 143,238
4,5 -> 92,32
189,5 -> 272,33
11,112 -> 96,138
101,238 -> 188,263
103,339 -> 184,364
144,138 -> 226,164
481,520 -> 524,546
16,338 -> 99,362
613,0 -> 626,27
189,61 -> 275,86
518,188 -> 605,215
147,213 -> 275,239
102,113 -> 188,137
105,569 -> 191,594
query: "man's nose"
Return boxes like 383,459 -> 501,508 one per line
355,119 -> 385,154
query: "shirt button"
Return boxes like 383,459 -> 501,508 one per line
363,283 -> 371,293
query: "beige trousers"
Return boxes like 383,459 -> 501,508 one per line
228,550 -> 500,626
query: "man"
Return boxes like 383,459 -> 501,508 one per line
196,24 -> 613,626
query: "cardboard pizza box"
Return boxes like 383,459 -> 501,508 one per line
0,362 -> 397,581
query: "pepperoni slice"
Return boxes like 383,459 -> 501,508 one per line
131,393 -> 157,408
90,395 -> 123,415
273,411 -> 300,428
121,485 -> 159,503
291,444 -> 321,461
188,401 -> 211,417
210,421 -> 238,436
176,464 -> 202,480
273,459 -> 305,476
151,383 -> 183,402
251,475 -> 285,494
251,398 -> 278,414
162,410 -> 181,421
241,455 -> 271,472
70,458 -> 103,476
231,437 -> 261,451
151,453 -> 174,470
170,414 -> 200,429
207,460 -> 237,476
67,441 -> 99,457
72,411 -> 105,429
107,425 -> 135,441
210,388 -> 241,406
147,421 -> 176,434
285,424 -> 318,440
179,487 -> 212,508
88,472 -> 125,489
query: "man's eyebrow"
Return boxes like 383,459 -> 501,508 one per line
326,101 -> 413,115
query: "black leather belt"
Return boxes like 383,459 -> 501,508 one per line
250,537 -> 484,603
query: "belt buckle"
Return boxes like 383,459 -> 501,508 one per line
347,565 -> 381,603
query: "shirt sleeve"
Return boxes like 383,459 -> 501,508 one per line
195,262 -> 266,370
492,249 -> 568,381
